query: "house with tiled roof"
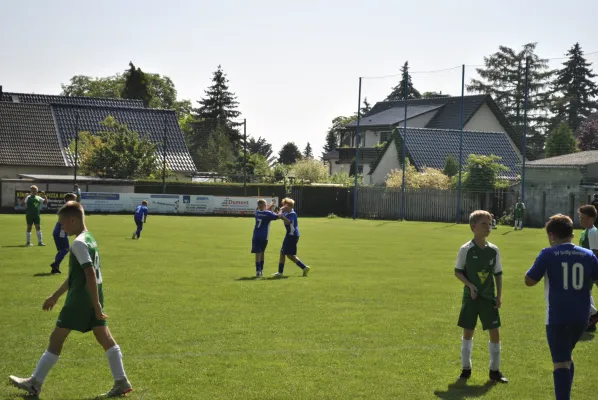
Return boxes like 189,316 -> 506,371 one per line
0,88 -> 196,180
322,95 -> 524,184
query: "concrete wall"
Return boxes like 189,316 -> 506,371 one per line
464,104 -> 507,133
0,165 -> 73,179
1,180 -> 135,209
370,140 -> 400,185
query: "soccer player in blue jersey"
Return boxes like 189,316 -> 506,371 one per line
526,214 -> 598,400
132,200 -> 149,240
272,198 -> 311,277
50,193 -> 77,274
252,199 -> 287,277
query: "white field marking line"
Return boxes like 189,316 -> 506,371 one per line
0,345 -> 445,365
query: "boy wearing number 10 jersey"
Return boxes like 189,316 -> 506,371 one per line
9,201 -> 133,398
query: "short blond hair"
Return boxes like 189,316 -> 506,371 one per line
142,200 -> 148,206
30,185 -> 38,192
469,210 -> 492,225
257,199 -> 267,207
282,197 -> 295,208
58,201 -> 85,220
64,193 -> 77,202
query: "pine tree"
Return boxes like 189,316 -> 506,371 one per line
551,43 -> 598,132
322,130 -> 338,158
361,98 -> 372,115
386,62 -> 422,101
443,155 -> 459,177
544,123 -> 577,157
303,142 -> 313,159
195,65 -> 241,143
278,142 -> 302,165
468,43 -> 553,158
122,62 -> 151,107
577,119 -> 598,151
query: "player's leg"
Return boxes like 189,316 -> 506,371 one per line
519,212 -> 524,229
286,253 -> 310,276
588,295 -> 598,331
135,220 -> 143,238
479,301 -> 507,382
9,327 -> 71,396
546,324 -> 576,400
34,218 -> 45,245
25,218 -> 33,245
273,251 -> 286,277
93,326 -> 133,397
457,301 -> 477,379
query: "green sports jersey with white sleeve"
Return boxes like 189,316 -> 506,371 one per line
514,202 -> 525,217
64,231 -> 104,309
25,195 -> 44,218
455,240 -> 503,301
580,226 -> 598,251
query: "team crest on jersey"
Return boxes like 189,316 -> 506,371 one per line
478,271 -> 489,284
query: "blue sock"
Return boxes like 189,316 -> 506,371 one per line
255,262 -> 260,272
570,361 -> 575,384
553,368 -> 571,400
278,263 -> 285,274
296,260 -> 306,269
259,261 -> 264,272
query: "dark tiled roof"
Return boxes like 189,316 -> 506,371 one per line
370,128 -> 522,180
1,92 -> 144,108
0,103 -> 66,166
52,105 -> 196,172
337,147 -> 383,163
524,151 -> 598,167
345,104 -> 443,128
322,150 -> 339,160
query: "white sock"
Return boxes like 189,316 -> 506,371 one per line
489,341 -> 501,371
591,296 -> 597,316
32,351 -> 59,383
106,345 -> 127,381
36,230 -> 43,243
26,232 -> 31,243
519,221 -> 523,229
461,338 -> 473,369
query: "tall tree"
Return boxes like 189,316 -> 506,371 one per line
195,124 -> 234,172
422,91 -> 450,99
577,119 -> 598,151
247,136 -> 273,159
61,75 -> 123,98
278,142 -> 302,165
386,61 -> 422,101
551,43 -> 598,132
122,62 -> 152,107
468,43 -> 553,157
303,142 -> 313,159
361,98 -> 372,115
322,130 -> 338,158
544,123 -> 577,157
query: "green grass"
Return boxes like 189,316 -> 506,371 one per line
1,215 -> 597,399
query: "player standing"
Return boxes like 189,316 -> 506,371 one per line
132,200 -> 149,240
514,197 -> 525,230
252,199 -> 288,277
9,201 -> 133,397
525,214 -> 598,400
22,185 -> 48,246
74,184 -> 82,203
454,210 -> 507,383
577,205 -> 598,331
272,198 -> 311,278
50,193 -> 77,274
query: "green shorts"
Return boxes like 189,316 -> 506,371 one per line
26,215 -> 40,226
458,298 -> 501,331
56,306 -> 107,333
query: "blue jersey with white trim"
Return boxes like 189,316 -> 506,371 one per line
134,205 -> 148,220
253,210 -> 279,240
527,243 -> 598,325
283,210 -> 299,237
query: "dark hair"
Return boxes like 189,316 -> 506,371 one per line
64,193 -> 77,202
545,214 -> 573,239
58,201 -> 84,219
578,204 -> 597,219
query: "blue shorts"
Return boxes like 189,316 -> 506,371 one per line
281,235 -> 299,255
53,236 -> 69,251
251,239 -> 268,253
546,323 -> 586,363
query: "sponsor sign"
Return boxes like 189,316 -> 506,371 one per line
14,190 -> 69,212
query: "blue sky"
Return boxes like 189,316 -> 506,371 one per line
1,0 -> 597,156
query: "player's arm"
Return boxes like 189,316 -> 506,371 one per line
144,209 -> 148,223
41,192 -> 48,204
493,249 -> 504,308
21,195 -> 29,207
83,267 -> 105,319
525,250 -> 547,286
454,248 -> 477,297
43,278 -> 69,311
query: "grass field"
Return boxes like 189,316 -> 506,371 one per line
1,214 -> 597,399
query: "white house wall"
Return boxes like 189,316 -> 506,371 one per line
464,104 -> 506,133
370,141 -> 400,185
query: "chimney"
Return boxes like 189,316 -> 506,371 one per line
0,85 -> 3,98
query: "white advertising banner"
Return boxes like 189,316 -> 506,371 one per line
80,193 -> 278,215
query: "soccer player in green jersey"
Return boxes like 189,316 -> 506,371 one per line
514,197 -> 525,230
577,205 -> 598,331
9,201 -> 133,398
454,210 -> 508,383
21,185 -> 48,246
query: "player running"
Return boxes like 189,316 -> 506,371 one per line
50,193 -> 77,274
526,214 -> 598,400
21,185 -> 48,246
132,200 -> 149,240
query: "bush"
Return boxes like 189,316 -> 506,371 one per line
498,206 -> 514,226
385,161 -> 450,189
291,159 -> 329,183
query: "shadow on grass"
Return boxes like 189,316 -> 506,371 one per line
435,224 -> 458,230
579,331 -> 595,341
433,379 -> 496,399
2,245 -> 28,248
33,272 -> 55,277
235,276 -> 290,281
501,230 -> 514,236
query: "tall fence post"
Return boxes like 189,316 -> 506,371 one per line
352,77 -> 362,220
243,118 -> 247,196
521,58 -> 529,204
400,70 -> 408,220
162,115 -> 168,194
456,64 -> 465,223
73,112 -> 79,186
